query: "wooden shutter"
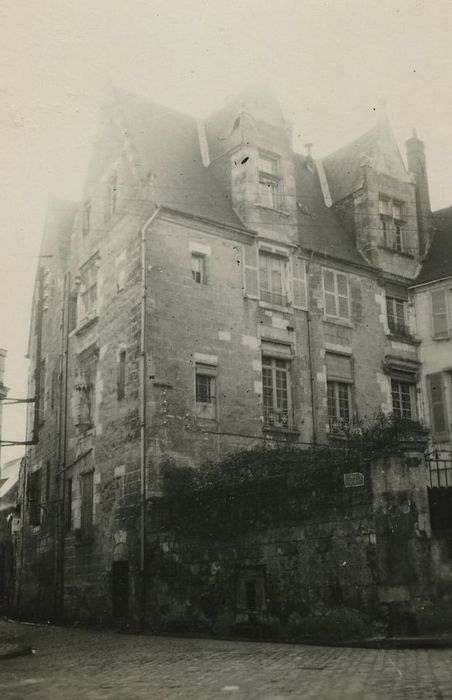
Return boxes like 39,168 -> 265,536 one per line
243,244 -> 259,299
336,272 -> 350,320
323,269 -> 337,316
432,290 -> 449,339
428,373 -> 449,441
292,256 -> 307,309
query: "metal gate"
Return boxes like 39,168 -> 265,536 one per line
426,450 -> 452,488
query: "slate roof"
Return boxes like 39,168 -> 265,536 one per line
415,207 -> 452,284
114,89 -> 245,229
322,126 -> 380,203
295,155 -> 366,266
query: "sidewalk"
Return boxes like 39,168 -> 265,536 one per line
0,618 -> 33,660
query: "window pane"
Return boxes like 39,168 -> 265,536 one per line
338,295 -> 349,319
336,274 -> 347,296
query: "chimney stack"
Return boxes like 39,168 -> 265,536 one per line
406,129 -> 433,255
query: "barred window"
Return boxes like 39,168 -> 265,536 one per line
195,363 -> 217,420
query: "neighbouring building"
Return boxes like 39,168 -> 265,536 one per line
412,205 -> 452,473
13,85 -> 452,630
0,457 -> 20,613
0,349 -> 8,469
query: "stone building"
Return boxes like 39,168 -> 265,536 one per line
14,86 -> 449,626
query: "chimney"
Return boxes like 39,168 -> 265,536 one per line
406,129 -> 433,255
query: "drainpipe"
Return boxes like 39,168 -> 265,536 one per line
139,206 -> 160,630
304,254 -> 317,445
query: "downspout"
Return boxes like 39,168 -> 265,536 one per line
139,206 -> 160,630
305,254 -> 317,445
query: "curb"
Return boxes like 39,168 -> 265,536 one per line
0,644 -> 33,661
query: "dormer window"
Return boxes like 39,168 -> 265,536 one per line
379,197 -> 407,253
258,152 -> 282,209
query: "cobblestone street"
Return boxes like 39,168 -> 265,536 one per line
0,624 -> 451,699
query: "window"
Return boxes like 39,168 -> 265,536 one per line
322,269 -> 350,321
391,379 -> 415,420
82,200 -> 91,236
327,383 -> 352,432
258,152 -> 281,209
262,343 -> 293,429
191,254 -> 206,284
65,478 -> 72,532
195,363 -> 217,419
432,290 -> 450,339
80,471 -> 94,539
37,358 -> 46,423
379,197 -> 407,252
259,251 -> 288,306
386,296 -> 408,336
428,373 -> 450,441
117,350 -> 126,401
75,349 -> 98,430
79,256 -> 99,320
28,469 -> 42,527
326,353 -> 353,433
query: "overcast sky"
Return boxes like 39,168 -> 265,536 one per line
1,0 -> 451,463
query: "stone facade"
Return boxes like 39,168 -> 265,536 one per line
11,86 -> 452,630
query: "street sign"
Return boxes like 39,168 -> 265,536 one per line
343,472 -> 364,488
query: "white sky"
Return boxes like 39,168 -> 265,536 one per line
1,0 -> 452,464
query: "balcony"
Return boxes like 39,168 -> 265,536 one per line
263,407 -> 291,430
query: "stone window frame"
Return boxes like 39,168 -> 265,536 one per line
261,341 -> 294,430
257,150 -> 283,210
195,361 -> 218,421
386,295 -> 409,337
322,267 -> 351,323
391,378 -> 417,420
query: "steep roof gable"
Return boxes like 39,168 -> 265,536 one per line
322,114 -> 409,203
86,89 -> 245,230
416,206 -> 452,284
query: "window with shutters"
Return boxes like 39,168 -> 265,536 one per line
322,268 -> 350,321
431,289 -> 450,339
195,363 -> 217,420
428,373 -> 450,441
262,342 -> 293,429
386,296 -> 409,336
259,251 -> 289,306
391,379 -> 416,420
80,471 -> 94,539
326,353 -> 353,434
28,469 -> 42,527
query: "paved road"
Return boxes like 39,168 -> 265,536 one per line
1,623 -> 451,699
